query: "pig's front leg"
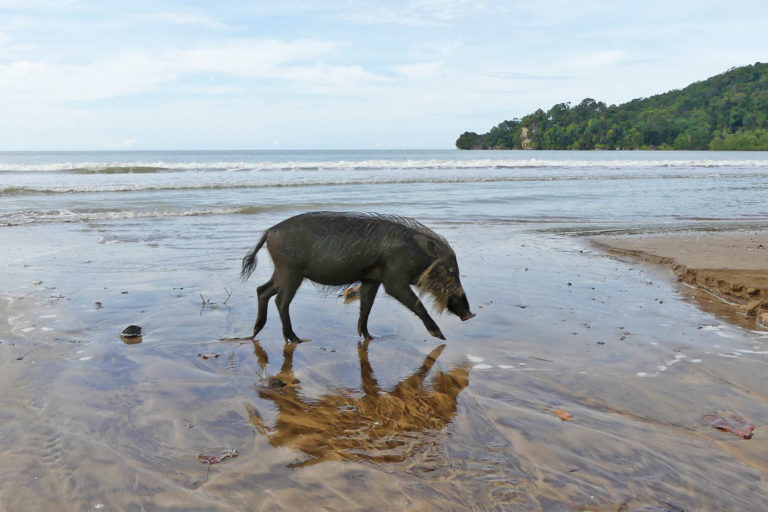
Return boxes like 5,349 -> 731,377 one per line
382,278 -> 445,340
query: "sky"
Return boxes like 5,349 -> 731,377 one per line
1,0 -> 767,150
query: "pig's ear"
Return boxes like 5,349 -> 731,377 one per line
413,234 -> 440,258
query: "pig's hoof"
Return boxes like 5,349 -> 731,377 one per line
429,330 -> 446,340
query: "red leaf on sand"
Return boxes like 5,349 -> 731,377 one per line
703,414 -> 755,439
198,449 -> 238,464
554,408 -> 572,421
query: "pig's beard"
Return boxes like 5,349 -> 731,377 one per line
416,261 -> 452,314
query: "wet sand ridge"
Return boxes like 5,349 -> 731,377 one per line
592,231 -> 768,329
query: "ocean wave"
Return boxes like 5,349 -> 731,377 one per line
0,207 -> 239,226
5,203 -> 766,228
2,171 -> 767,196
0,163 -> 173,173
69,165 -> 171,174
2,158 -> 768,174
0,203 -> 374,226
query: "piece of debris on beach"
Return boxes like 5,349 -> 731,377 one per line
554,408 -> 572,422
260,376 -> 287,389
342,286 -> 361,303
703,414 -> 754,439
120,325 -> 142,338
197,353 -> 220,360
198,449 -> 238,465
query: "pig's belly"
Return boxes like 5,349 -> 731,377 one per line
303,261 -> 382,286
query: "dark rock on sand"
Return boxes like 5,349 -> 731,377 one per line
121,325 -> 142,338
261,377 -> 287,389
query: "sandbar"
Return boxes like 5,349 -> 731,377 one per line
592,230 -> 768,329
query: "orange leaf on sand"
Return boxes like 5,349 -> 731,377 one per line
554,408 -> 572,421
703,414 -> 754,439
198,449 -> 238,464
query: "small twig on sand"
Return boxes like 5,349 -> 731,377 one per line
200,289 -> 233,314
199,293 -> 213,315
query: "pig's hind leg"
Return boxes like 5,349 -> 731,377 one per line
357,280 -> 381,341
252,275 -> 277,338
274,271 -> 306,343
381,276 -> 445,340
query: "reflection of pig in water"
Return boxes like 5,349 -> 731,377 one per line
246,340 -> 469,467
241,212 -> 474,343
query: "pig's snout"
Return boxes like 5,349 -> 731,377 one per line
447,293 -> 474,321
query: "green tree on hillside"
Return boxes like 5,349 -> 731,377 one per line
457,62 -> 768,150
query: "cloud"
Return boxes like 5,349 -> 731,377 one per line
162,39 -> 336,76
341,0 -> 493,27
567,50 -> 629,68
0,0 -> 75,8
0,39 -> 392,104
281,63 -> 392,91
0,32 -> 9,58
391,61 -> 442,80
0,30 -> 38,59
486,71 -> 574,81
133,12 -> 240,31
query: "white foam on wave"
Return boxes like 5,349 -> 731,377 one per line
1,207 -> 244,226
4,169 -> 768,197
3,158 -> 768,173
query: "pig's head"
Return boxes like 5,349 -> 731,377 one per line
414,235 -> 475,322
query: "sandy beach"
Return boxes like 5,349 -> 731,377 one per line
593,231 -> 768,329
2,218 -> 768,511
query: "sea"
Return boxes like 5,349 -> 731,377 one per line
2,149 -> 768,510
2,149 -> 768,231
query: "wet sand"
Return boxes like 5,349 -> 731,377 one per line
2,220 -> 768,510
592,231 -> 768,329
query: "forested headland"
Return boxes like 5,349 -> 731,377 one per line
456,62 -> 768,150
